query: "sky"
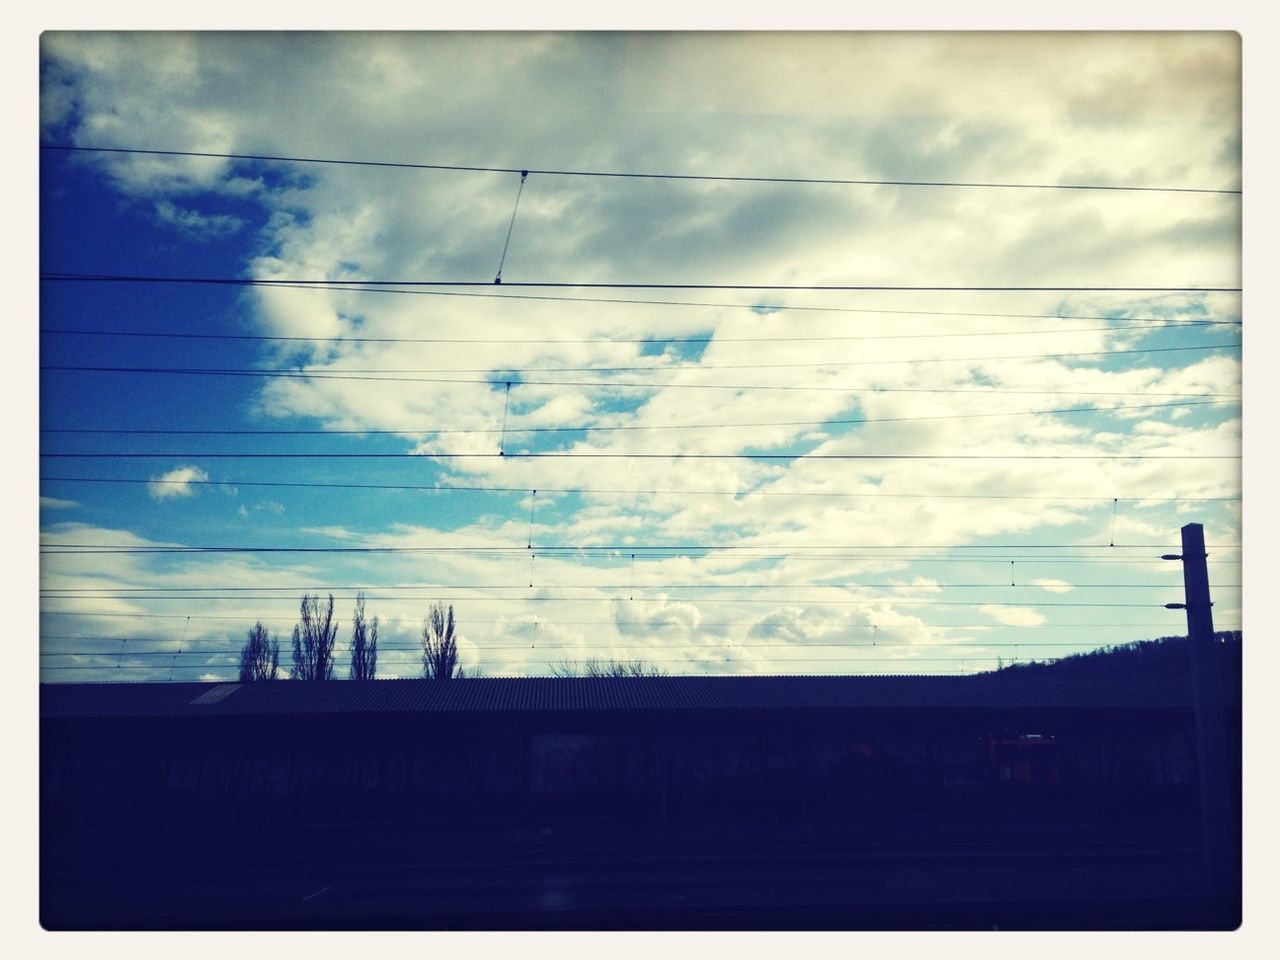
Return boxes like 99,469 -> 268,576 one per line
36,31 -> 1243,682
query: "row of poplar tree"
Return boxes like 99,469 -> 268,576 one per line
237,593 -> 461,682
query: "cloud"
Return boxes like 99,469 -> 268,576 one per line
1030,579 -> 1073,594
40,497 -> 79,510
153,200 -> 245,240
978,605 -> 1048,628
612,595 -> 702,639
148,465 -> 210,500
238,500 -> 287,516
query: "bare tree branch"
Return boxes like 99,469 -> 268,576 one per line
238,621 -> 279,681
291,593 -> 338,681
348,592 -> 378,680
421,602 -> 460,680
550,658 -> 664,678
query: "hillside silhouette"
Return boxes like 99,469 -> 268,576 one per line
988,632 -> 1241,686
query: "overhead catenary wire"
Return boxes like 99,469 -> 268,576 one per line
39,474 -> 1243,503
38,451 -> 1242,461
37,658 -> 1044,668
26,650 -> 1078,664
42,582 -> 1235,598
36,561 -> 1243,581
27,596 -> 1193,609
41,143 -> 1244,195
493,170 -> 528,284
33,639 -> 1205,654
37,398 -> 1238,438
36,341 -> 1243,380
36,659 -> 1058,674
39,272 -> 1242,293
36,316 -> 1242,351
19,652 -> 1095,664
36,288 -> 1245,327
37,364 -> 1243,398
23,661 -> 1075,676
39,541 -> 1237,554
37,620 -> 1221,631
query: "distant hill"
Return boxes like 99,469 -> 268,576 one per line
989,632 -> 1241,684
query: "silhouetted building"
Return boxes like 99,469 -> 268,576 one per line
40,672 -> 1243,929
42,672 -> 1238,836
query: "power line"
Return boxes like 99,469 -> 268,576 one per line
30,646 -> 1094,662
41,143 -> 1244,195
38,364 -> 1242,398
35,661 -> 1028,672
28,597 -> 1206,611
40,474 -> 1242,503
42,581 -> 1212,592
30,642 -> 1187,660
35,560 -> 1241,573
38,451 -> 1241,461
28,596 -> 1187,610
41,283 -> 1241,324
42,622 -> 1209,638
36,317 -> 1239,351
36,342 -> 1242,380
42,582 -> 1228,598
37,624 -> 1218,640
39,272 -> 1242,293
38,542 -> 1233,554
37,399 -> 1237,439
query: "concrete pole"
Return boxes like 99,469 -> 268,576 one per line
1177,523 -> 1235,897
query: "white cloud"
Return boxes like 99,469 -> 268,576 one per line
148,465 -> 210,500
241,500 -> 287,515
978,605 -> 1048,628
153,200 -> 244,240
40,496 -> 79,510
1030,579 -> 1073,594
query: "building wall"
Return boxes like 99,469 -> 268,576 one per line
41,706 -> 1209,841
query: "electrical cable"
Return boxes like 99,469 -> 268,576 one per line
36,342 -> 1243,379
37,363 -> 1243,398
37,624 -> 1218,640
39,272 -> 1242,293
37,540 -> 1234,554
41,581 -> 1226,594
37,398 -> 1237,438
39,474 -> 1242,503
36,317 -> 1240,350
37,451 -> 1242,461
41,143 -> 1243,195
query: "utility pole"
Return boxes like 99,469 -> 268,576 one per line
1164,522 -> 1236,900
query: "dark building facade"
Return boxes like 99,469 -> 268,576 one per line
40,673 -> 1242,929
41,673 -> 1232,836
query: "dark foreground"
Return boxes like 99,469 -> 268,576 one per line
41,674 -> 1241,930
41,817 -> 1240,931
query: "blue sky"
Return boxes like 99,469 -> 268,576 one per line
37,32 -> 1242,681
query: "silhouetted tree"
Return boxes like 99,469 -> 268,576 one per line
421,601 -> 462,680
348,592 -> 378,680
551,658 -> 664,678
291,593 -> 338,681
238,621 -> 279,681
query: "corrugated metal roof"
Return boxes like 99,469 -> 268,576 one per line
39,672 -> 1207,720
